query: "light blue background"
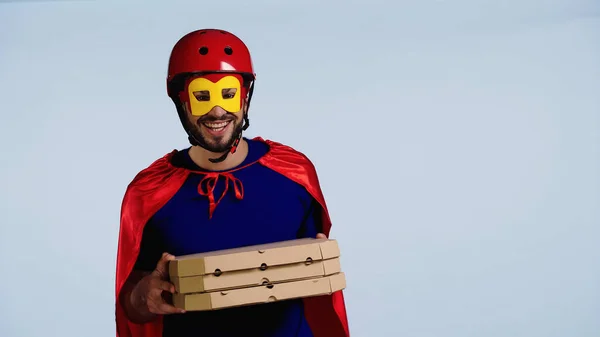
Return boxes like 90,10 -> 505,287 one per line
0,1 -> 599,336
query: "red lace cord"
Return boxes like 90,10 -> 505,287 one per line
197,172 -> 244,218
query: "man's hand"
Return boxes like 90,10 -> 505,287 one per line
128,253 -> 185,322
316,233 -> 327,239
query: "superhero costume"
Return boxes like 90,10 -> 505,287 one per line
135,137 -> 322,336
114,28 -> 350,337
115,137 -> 350,337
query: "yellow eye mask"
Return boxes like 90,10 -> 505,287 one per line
186,75 -> 243,116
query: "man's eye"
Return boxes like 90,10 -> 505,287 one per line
222,88 -> 237,99
194,92 -> 210,101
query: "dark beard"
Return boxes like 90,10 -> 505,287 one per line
189,116 -> 244,153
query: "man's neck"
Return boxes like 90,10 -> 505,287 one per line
188,138 -> 249,171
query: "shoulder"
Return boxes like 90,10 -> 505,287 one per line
124,150 -> 189,195
252,137 -> 325,196
252,136 -> 317,170
253,137 -> 332,227
127,151 -> 175,185
120,151 -> 190,219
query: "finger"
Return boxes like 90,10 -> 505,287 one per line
153,279 -> 176,294
316,233 -> 327,239
153,252 -> 175,278
157,302 -> 186,315
148,299 -> 185,315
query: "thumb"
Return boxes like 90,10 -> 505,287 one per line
153,252 -> 175,279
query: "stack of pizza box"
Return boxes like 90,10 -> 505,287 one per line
169,238 -> 346,311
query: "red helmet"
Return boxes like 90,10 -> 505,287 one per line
166,29 -> 256,162
166,29 -> 256,98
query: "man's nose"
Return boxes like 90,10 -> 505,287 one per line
206,105 -> 228,118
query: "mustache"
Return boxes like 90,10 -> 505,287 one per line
197,114 -> 236,124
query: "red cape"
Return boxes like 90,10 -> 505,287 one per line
114,137 -> 350,337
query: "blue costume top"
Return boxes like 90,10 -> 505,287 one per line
134,137 -> 321,337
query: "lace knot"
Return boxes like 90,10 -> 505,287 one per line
197,172 -> 244,218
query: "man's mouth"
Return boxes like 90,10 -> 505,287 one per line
201,120 -> 232,134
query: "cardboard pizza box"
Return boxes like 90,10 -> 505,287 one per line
172,272 -> 346,311
169,238 -> 341,292
172,256 -> 342,294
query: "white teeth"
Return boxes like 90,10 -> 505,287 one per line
203,121 -> 230,130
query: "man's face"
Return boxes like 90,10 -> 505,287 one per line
182,74 -> 246,153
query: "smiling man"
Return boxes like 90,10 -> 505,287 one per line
113,29 -> 350,337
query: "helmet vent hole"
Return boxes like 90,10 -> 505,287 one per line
224,46 -> 233,55
199,46 -> 209,55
